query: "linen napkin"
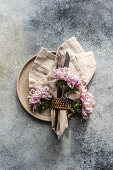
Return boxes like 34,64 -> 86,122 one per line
29,37 -> 96,139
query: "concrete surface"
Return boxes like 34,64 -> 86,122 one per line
0,0 -> 113,170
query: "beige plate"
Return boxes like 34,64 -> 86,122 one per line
17,52 -> 56,122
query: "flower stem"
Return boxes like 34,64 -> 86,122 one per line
56,110 -> 60,130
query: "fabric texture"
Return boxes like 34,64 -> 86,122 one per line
29,37 -> 96,139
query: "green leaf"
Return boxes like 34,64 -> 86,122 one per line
70,99 -> 82,114
56,80 -> 70,96
73,87 -> 80,92
56,80 -> 79,96
37,99 -> 52,113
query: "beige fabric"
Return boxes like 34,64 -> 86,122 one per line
56,37 -> 96,85
51,109 -> 68,139
29,48 -> 56,88
29,37 -> 96,139
75,51 -> 96,85
51,80 -> 68,139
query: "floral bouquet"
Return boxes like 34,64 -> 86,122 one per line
28,52 -> 95,137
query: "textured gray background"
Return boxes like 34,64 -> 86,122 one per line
0,0 -> 113,170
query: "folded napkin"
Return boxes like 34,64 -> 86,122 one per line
29,37 -> 96,139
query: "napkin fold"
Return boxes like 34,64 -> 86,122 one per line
29,37 -> 96,139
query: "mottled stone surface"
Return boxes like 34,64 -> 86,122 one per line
0,0 -> 113,170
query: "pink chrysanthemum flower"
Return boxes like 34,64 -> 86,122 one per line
53,67 -> 82,90
28,86 -> 52,111
80,90 -> 95,119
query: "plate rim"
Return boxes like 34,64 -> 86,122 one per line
17,51 -> 56,122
